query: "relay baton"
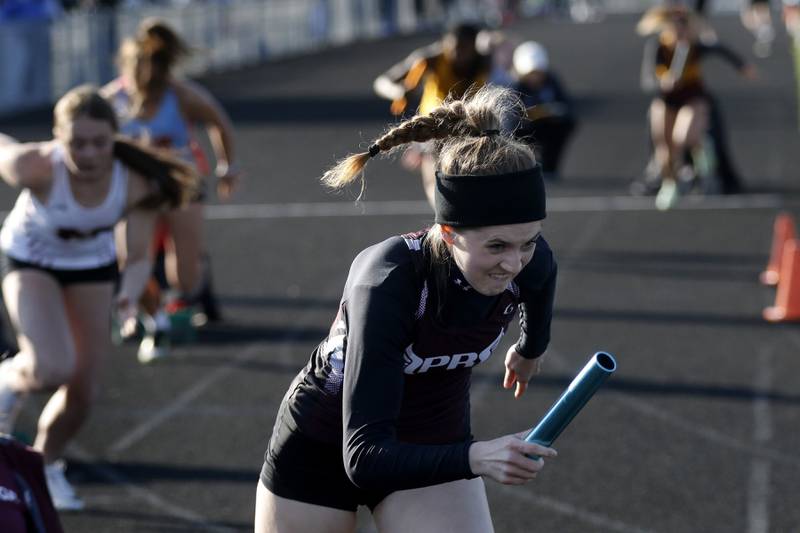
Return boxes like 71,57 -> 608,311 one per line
524,351 -> 617,458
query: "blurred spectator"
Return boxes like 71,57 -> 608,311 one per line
0,0 -> 60,115
477,29 -> 520,86
509,41 -> 577,179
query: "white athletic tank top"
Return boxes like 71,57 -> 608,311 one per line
0,146 -> 129,269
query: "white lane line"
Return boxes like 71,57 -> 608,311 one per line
108,308 -> 323,456
106,345 -> 260,455
69,444 -> 236,533
747,348 -> 773,533
0,194 -> 781,224
495,484 -> 654,533
87,286 -> 337,526
748,462 -> 771,533
610,392 -> 799,468
200,194 -> 785,221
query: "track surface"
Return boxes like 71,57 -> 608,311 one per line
1,12 -> 799,533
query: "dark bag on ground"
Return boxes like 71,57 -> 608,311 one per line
0,435 -> 64,533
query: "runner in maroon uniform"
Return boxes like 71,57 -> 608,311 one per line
255,86 -> 558,533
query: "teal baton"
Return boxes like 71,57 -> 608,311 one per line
524,351 -> 617,457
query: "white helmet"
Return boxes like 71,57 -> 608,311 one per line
513,41 -> 549,75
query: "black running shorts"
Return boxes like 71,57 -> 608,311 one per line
260,419 -> 390,512
1,255 -> 118,287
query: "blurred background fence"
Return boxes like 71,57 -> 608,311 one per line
0,0 -> 739,117
0,0 -> 480,116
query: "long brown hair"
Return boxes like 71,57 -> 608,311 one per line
117,18 -> 191,104
54,84 -> 198,209
322,85 -> 537,311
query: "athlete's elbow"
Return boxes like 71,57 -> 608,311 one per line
345,460 -> 375,489
344,449 -> 384,490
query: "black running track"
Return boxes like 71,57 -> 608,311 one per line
1,12 -> 800,533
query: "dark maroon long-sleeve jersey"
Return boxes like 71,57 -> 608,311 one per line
277,229 -> 556,492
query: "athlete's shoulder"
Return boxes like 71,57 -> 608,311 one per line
351,233 -> 419,272
346,232 -> 427,291
99,77 -> 127,98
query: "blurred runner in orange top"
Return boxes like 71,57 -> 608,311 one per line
374,22 -> 491,207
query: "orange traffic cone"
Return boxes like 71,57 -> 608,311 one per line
760,212 -> 796,286
764,239 -> 800,322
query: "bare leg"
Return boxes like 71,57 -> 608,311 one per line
672,99 -> 710,156
649,98 -> 678,184
34,282 -> 113,462
1,271 -> 75,392
673,99 -> 712,190
163,202 -> 205,297
113,220 -> 128,269
373,477 -> 493,533
255,480 -> 357,533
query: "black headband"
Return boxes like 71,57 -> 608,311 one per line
434,167 -> 546,227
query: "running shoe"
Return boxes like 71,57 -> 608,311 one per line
629,177 -> 661,197
655,180 -> 679,211
137,329 -> 171,364
112,312 -> 144,345
163,297 -> 198,344
753,25 -> 774,58
45,460 -> 84,511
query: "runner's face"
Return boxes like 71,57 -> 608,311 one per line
447,221 -> 543,296
122,51 -> 166,93
444,34 -> 479,70
671,14 -> 691,39
56,117 -> 115,181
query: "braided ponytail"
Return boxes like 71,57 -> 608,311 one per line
320,85 -> 532,193
321,97 -> 477,191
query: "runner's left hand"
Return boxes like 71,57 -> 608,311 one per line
216,163 -> 242,200
503,347 -> 544,399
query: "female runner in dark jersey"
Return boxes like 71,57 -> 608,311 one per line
255,86 -> 558,532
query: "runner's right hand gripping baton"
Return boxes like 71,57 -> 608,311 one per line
524,352 -> 617,458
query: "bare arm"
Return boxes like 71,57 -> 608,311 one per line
373,43 -> 439,115
174,79 -> 240,198
640,37 -> 660,93
115,175 -> 158,333
0,133 -> 18,147
99,78 -> 124,100
0,138 -> 55,191
117,205 -> 157,306
175,79 -> 237,167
